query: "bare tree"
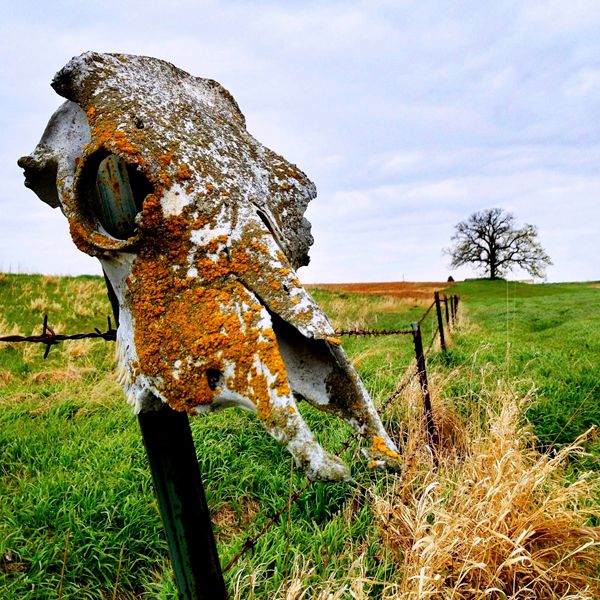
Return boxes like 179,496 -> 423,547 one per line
446,208 -> 552,279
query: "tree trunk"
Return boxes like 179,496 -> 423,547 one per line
489,254 -> 497,279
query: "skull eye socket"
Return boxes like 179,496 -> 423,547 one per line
88,154 -> 152,240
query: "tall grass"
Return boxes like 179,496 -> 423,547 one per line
376,384 -> 599,598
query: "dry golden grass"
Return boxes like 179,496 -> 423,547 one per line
21,342 -> 46,364
0,368 -> 13,386
65,279 -> 108,317
40,275 -> 61,287
231,553 -> 370,600
214,498 -> 261,540
29,296 -> 62,313
321,294 -> 423,331
373,385 -> 600,599
30,363 -> 95,383
64,338 -> 94,359
0,317 -> 21,349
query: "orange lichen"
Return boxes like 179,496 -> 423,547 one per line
88,119 -> 141,158
371,436 -> 402,460
86,106 -> 97,122
326,337 -> 341,346
68,219 -> 137,257
159,150 -> 174,168
175,162 -> 192,181
126,193 -> 294,421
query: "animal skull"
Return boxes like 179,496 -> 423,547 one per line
19,52 -> 401,481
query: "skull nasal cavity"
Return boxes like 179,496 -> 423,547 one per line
93,155 -> 152,239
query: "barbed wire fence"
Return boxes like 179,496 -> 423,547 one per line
0,289 -> 460,581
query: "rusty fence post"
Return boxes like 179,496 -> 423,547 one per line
103,272 -> 227,600
434,291 -> 446,352
411,322 -> 439,456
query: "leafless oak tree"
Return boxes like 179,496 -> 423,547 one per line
446,208 -> 552,279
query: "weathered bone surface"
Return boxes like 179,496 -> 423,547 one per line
19,52 -> 401,481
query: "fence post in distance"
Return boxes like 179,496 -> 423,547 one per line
434,292 -> 446,352
443,294 -> 450,328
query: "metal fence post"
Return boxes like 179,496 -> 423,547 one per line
411,322 -> 439,454
434,291 -> 446,352
103,272 -> 227,599
443,294 -> 450,328
139,407 -> 227,599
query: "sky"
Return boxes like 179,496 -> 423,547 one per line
1,0 -> 599,283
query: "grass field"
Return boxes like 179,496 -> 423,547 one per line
1,274 -> 599,598
444,280 -> 600,459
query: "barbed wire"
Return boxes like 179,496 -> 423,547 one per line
417,301 -> 436,325
0,314 -> 116,358
334,327 -> 413,336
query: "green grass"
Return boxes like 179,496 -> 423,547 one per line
1,274 -> 599,597
438,280 -> 600,457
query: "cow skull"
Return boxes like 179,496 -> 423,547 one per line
19,52 -> 401,481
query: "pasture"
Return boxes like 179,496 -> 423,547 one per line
1,274 -> 599,598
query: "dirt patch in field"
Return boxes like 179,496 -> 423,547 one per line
305,281 -> 453,300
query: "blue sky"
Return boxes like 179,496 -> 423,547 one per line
1,0 -> 599,282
